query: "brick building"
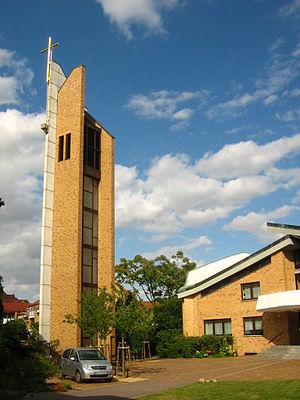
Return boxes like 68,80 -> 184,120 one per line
178,223 -> 300,355
39,40 -> 115,350
2,292 -> 29,324
2,292 -> 39,329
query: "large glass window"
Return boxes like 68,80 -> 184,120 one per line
82,175 -> 99,289
244,317 -> 263,335
241,282 -> 260,300
83,176 -> 98,211
204,319 -> 232,335
84,126 -> 101,170
294,250 -> 300,269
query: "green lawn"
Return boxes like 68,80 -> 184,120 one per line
139,381 -> 300,400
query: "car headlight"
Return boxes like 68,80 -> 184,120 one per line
83,364 -> 93,371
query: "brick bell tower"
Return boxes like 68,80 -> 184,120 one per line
39,38 -> 115,350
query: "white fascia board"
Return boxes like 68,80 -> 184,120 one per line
256,290 -> 300,312
178,236 -> 295,299
267,222 -> 300,236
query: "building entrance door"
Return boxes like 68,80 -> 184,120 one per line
288,311 -> 300,345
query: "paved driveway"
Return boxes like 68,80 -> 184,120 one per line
31,356 -> 300,399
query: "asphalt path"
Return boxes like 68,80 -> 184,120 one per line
30,356 -> 300,399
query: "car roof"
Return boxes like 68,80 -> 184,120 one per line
64,347 -> 100,351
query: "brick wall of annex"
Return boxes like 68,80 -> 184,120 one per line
183,249 -> 297,355
50,66 -> 85,349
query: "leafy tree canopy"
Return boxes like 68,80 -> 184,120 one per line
114,287 -> 141,340
115,251 -> 195,305
0,319 -> 58,393
113,285 -> 155,348
65,288 -> 114,343
153,297 -> 183,332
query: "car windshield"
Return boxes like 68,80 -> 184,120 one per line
78,350 -> 106,361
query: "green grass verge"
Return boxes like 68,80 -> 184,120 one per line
139,381 -> 300,400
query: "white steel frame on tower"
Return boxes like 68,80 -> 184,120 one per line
39,38 -> 66,342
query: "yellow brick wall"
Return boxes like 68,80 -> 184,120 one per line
97,125 -> 115,354
97,124 -> 115,291
51,66 -> 85,349
183,249 -> 297,355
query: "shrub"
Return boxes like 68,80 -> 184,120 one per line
156,329 -> 182,358
156,329 -> 234,358
0,319 -> 58,394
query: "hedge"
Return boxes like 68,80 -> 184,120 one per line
156,329 -> 235,358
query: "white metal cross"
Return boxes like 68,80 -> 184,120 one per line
40,37 -> 59,83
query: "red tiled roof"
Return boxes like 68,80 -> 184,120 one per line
3,293 -> 18,302
4,302 -> 29,313
2,291 -> 30,314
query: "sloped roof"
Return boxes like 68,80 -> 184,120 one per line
29,299 -> 40,307
184,253 -> 250,288
2,291 -> 30,314
178,234 -> 300,299
4,302 -> 29,313
267,222 -> 300,236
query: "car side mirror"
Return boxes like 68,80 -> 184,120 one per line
70,356 -> 75,361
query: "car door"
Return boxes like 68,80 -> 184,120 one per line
61,349 -> 71,376
68,349 -> 79,378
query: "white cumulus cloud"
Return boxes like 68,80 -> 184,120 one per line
127,90 -> 207,130
224,205 -> 300,243
0,48 -> 34,106
115,133 -> 300,240
96,0 -> 180,39
0,109 -> 45,300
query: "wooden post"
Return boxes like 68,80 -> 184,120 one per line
116,340 -> 131,377
122,337 -> 125,377
116,342 -> 120,377
142,340 -> 151,360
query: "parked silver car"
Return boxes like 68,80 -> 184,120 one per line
59,347 -> 113,383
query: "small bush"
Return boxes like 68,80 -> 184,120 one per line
156,329 -> 234,358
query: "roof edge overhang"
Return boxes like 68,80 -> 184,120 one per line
178,235 -> 297,299
256,290 -> 300,312
267,222 -> 300,236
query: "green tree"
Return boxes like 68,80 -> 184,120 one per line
153,297 -> 182,331
114,286 -> 140,341
136,306 -> 155,341
115,251 -> 195,305
0,319 -> 57,394
65,288 -> 114,346
157,251 -> 196,300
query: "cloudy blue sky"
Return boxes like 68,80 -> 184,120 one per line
1,0 -> 300,301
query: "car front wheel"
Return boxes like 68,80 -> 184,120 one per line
75,370 -> 82,383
